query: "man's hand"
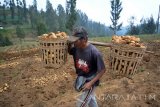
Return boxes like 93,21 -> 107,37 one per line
82,81 -> 92,91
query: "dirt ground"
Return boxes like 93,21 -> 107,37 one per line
0,41 -> 160,107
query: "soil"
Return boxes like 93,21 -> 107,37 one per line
0,41 -> 160,107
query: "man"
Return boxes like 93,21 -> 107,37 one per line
68,26 -> 106,107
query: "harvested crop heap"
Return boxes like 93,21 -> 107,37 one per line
38,31 -> 68,68
110,35 -> 147,77
38,31 -> 68,40
112,35 -> 145,48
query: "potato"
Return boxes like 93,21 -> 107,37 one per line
38,31 -> 68,40
111,35 -> 145,48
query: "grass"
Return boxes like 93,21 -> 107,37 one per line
0,38 -> 39,52
0,59 -> 5,64
89,34 -> 160,43
0,34 -> 159,53
0,45 -> 12,52
137,34 -> 160,42
89,36 -> 112,42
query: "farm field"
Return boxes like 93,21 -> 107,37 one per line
0,36 -> 160,107
0,38 -> 39,61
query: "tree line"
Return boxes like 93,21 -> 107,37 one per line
127,16 -> 157,35
110,0 -> 158,35
0,0 -> 110,36
0,0 -> 159,46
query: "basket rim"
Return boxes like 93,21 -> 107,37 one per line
112,43 -> 147,49
39,38 -> 68,43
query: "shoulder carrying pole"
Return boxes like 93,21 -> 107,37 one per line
88,41 -> 154,54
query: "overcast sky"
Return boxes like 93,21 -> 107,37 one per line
26,0 -> 160,26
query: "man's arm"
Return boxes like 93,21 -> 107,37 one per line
90,69 -> 105,85
82,69 -> 106,90
68,41 -> 74,54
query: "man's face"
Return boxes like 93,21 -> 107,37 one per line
74,38 -> 86,48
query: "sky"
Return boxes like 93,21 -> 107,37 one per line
26,0 -> 160,26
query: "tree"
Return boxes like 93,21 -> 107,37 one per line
57,4 -> 66,31
66,0 -> 77,31
74,10 -> 111,36
127,16 -> 139,35
33,0 -> 37,13
0,36 -> 13,46
28,0 -> 39,29
28,6 -> 35,28
2,4 -> 7,24
9,0 -> 15,22
37,22 -> 47,36
45,0 -> 59,32
110,0 -> 123,35
75,10 -> 88,27
0,30 -> 13,46
22,0 -> 27,23
139,16 -> 156,34
16,25 -> 25,40
147,16 -> 156,34
4,36 -> 13,46
16,0 -> 23,24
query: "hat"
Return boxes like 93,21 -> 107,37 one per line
68,26 -> 88,42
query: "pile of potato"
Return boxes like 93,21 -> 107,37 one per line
0,83 -> 9,93
38,31 -> 68,40
112,35 -> 145,48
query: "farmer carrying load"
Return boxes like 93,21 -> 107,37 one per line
68,26 -> 106,107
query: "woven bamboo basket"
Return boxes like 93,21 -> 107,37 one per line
39,39 -> 68,68
110,43 -> 146,77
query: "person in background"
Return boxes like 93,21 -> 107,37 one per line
68,26 -> 106,107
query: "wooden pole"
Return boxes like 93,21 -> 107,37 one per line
88,41 -> 113,47
88,41 -> 154,54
